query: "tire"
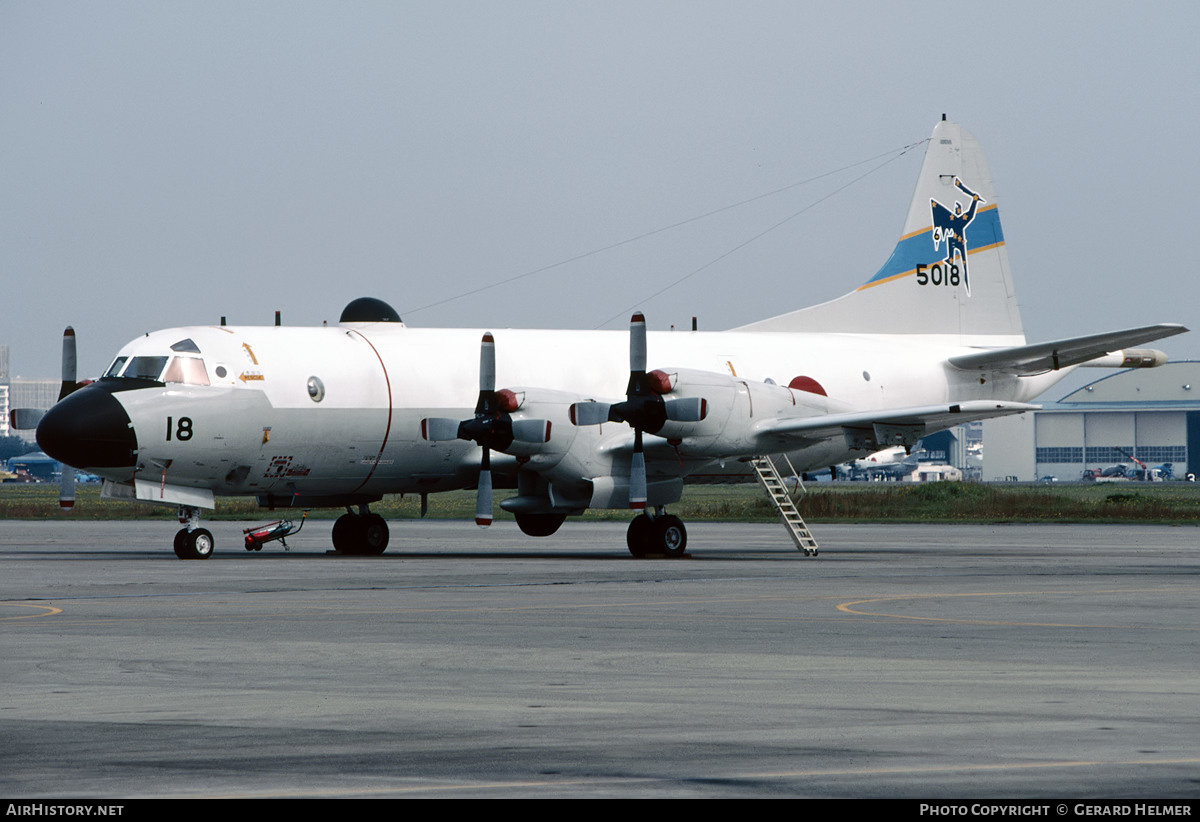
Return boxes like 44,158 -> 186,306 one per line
173,529 -> 189,559
654,515 -> 687,558
176,528 -> 214,560
332,514 -> 359,554
333,513 -> 388,555
361,514 -> 389,555
626,514 -> 653,558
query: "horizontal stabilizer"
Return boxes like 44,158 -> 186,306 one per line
948,324 -> 1188,375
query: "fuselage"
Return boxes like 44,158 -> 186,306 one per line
37,319 -> 1060,508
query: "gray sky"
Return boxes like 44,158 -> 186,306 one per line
3,1 -> 1197,387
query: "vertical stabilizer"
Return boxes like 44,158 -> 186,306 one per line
738,119 -> 1024,343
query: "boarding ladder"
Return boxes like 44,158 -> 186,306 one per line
750,455 -> 819,556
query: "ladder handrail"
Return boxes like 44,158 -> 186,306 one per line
777,452 -> 805,498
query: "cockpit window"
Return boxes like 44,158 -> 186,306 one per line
104,357 -> 129,378
103,354 -> 210,384
163,356 -> 210,386
170,338 -> 201,354
122,356 -> 170,380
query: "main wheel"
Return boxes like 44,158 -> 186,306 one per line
332,513 -> 359,554
515,513 -> 566,537
626,514 -> 654,558
332,513 -> 389,555
361,513 -> 389,555
654,515 -> 687,558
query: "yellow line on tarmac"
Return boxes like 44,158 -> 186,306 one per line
0,602 -> 63,620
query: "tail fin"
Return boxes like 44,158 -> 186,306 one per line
738,119 -> 1025,344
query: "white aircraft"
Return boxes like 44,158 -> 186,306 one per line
850,445 -> 924,479
33,118 -> 1186,559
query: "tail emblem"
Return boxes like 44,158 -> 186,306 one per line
929,176 -> 985,296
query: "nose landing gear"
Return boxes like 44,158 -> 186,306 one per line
173,506 -> 214,559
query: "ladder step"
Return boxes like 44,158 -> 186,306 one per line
750,454 -> 818,556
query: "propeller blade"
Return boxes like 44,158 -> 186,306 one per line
421,417 -> 463,441
630,433 -> 647,510
59,327 -> 77,401
10,408 -> 44,430
569,401 -> 612,426
510,418 -> 551,443
59,466 -> 75,510
629,312 -> 646,374
664,397 -> 707,422
58,326 -> 79,510
475,449 -> 493,527
479,332 -> 495,394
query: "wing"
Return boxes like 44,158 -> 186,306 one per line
600,398 -> 1038,463
753,400 -> 1038,451
948,324 -> 1187,375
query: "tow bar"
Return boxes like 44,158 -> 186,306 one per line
243,512 -> 308,552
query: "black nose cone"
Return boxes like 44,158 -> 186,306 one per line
37,383 -> 138,469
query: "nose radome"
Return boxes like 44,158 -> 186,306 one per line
37,384 -> 138,470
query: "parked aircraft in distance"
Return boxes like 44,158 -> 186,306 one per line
32,118 -> 1186,558
849,446 -> 925,480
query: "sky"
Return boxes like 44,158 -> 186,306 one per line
3,1 -> 1198,389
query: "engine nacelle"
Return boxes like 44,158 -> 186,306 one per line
649,368 -> 836,456
495,386 -> 581,464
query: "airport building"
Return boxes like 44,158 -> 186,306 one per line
984,361 -> 1200,481
1,345 -> 62,442
0,345 -> 8,436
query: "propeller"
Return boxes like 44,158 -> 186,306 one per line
570,313 -> 707,510
57,327 -> 78,509
9,328 -> 88,509
421,333 -> 549,527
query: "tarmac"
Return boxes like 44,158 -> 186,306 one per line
1,519 -> 1197,798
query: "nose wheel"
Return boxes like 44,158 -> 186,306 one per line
173,527 -> 214,560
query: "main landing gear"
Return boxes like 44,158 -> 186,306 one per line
331,507 -> 390,555
174,506 -> 214,560
626,509 -> 687,558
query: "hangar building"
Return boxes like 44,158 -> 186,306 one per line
983,361 -> 1200,482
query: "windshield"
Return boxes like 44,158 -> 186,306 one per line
103,357 -> 129,378
103,353 -> 211,385
121,356 -> 170,380
162,357 -> 210,386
